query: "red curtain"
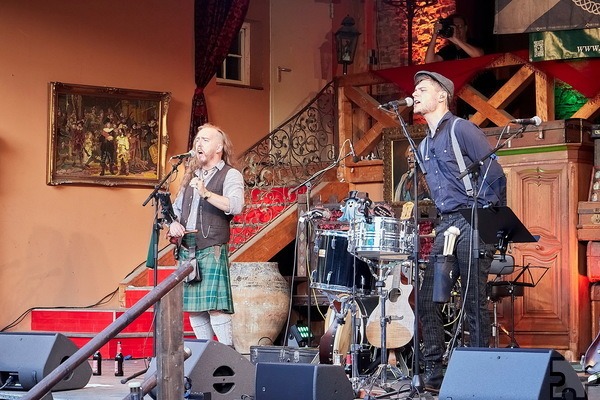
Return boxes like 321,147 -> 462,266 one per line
189,0 -> 250,148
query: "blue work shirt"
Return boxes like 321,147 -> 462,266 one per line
418,112 -> 506,214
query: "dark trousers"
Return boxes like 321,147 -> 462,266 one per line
418,212 -> 493,362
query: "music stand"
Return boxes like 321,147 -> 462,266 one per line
458,206 -> 537,249
458,206 -> 538,348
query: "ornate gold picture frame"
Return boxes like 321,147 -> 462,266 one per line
47,82 -> 171,187
382,126 -> 428,205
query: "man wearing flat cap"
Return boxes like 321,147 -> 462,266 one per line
411,71 -> 506,392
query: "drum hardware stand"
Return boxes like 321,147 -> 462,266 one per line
381,102 -> 427,398
487,259 -> 547,349
365,261 -> 408,390
291,141 -> 356,346
348,291 -> 365,392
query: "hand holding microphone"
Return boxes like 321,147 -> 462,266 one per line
190,176 -> 206,194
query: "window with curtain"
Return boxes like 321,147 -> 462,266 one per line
217,22 -> 250,85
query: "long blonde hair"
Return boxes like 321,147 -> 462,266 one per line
177,123 -> 236,195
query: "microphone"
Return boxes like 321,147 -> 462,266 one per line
299,208 -> 332,222
510,116 -> 542,126
348,141 -> 360,163
378,97 -> 414,110
170,150 -> 196,160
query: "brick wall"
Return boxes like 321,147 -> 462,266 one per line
374,0 -> 455,97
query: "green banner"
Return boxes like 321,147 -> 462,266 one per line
530,28 -> 600,61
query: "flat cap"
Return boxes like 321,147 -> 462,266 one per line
414,70 -> 454,99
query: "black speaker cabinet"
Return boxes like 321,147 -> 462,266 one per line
255,362 -> 354,400
0,332 -> 92,391
146,339 -> 255,400
439,348 -> 588,399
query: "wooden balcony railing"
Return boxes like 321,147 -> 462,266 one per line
336,50 -> 600,183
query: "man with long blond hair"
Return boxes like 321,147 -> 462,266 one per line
169,123 -> 244,346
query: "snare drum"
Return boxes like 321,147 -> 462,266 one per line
311,230 -> 373,295
349,217 -> 415,259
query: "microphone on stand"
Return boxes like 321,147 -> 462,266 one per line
378,97 -> 414,110
348,140 -> 360,163
510,116 -> 542,126
170,150 -> 196,160
299,208 -> 332,222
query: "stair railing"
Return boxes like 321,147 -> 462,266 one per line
21,262 -> 194,400
230,81 -> 338,254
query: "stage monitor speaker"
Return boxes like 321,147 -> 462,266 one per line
255,362 -> 354,400
439,348 -> 587,399
0,332 -> 92,391
146,339 -> 255,400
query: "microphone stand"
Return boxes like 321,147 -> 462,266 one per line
456,124 -> 525,181
289,149 -> 354,347
137,158 -> 185,374
388,104 -> 427,397
455,124 -> 525,350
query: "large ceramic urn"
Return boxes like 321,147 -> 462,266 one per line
230,262 -> 290,353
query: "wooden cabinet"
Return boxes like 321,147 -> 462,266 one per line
496,144 -> 593,360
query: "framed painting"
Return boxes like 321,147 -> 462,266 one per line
47,82 -> 171,187
382,126 -> 429,205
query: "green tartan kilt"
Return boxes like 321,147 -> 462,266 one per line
179,237 -> 234,314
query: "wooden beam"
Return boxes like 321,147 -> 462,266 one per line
343,86 -> 402,128
338,85 -> 352,183
156,285 -> 184,400
468,65 -> 534,126
346,159 -> 383,183
459,86 -> 514,126
337,71 -> 389,87
356,121 -> 385,155
535,70 -> 554,122
572,92 -> 600,120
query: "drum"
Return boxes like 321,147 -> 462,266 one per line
349,216 -> 415,259
311,230 -> 373,295
320,297 -> 378,365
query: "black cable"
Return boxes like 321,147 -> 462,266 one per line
1,238 -> 179,333
1,288 -> 118,332
0,375 -> 14,390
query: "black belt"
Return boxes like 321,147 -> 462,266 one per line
439,211 -> 463,220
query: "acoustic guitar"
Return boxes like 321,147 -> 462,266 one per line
365,202 -> 416,349
365,265 -> 414,349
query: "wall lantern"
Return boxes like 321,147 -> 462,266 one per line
335,15 -> 361,75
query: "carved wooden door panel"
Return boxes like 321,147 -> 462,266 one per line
508,163 -> 569,346
497,148 -> 592,360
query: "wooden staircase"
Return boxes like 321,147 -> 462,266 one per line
29,180 -> 349,359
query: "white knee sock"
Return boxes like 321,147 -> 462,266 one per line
209,311 -> 233,346
188,312 -> 214,340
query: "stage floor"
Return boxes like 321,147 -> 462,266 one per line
0,358 -> 436,400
